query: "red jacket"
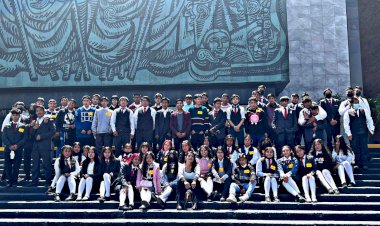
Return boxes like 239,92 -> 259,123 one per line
170,111 -> 191,138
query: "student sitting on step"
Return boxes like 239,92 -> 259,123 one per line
54,145 -> 80,202
227,153 -> 257,203
136,151 -> 161,209
256,147 -> 280,202
332,135 -> 356,188
117,143 -> 134,167
115,153 -> 140,211
295,145 -> 317,203
72,142 -> 86,167
277,146 -> 306,203
197,145 -> 214,201
178,140 -> 195,164
138,142 -> 152,163
76,146 -> 101,201
98,147 -> 121,203
211,146 -> 232,202
309,139 -> 340,194
155,150 -> 180,207
156,140 -> 172,170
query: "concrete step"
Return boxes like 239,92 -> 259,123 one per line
0,209 -> 380,221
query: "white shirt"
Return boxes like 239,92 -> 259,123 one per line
162,108 -> 169,118
226,105 -> 246,120
87,161 -> 95,175
133,106 -> 157,130
343,107 -> 375,136
110,107 -> 135,134
298,106 -> 327,126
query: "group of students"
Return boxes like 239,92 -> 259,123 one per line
0,85 -> 375,210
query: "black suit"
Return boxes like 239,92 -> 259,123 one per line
2,122 -> 28,184
155,109 -> 173,151
208,109 -> 226,148
288,103 -> 303,145
31,116 -> 56,183
320,98 -> 341,151
272,107 -> 297,150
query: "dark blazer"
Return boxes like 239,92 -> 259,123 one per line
80,159 -> 101,180
31,116 -> 56,150
170,111 -> 191,138
320,98 -> 341,123
208,109 -> 227,139
100,158 -> 121,179
297,155 -> 316,177
2,122 -> 28,150
114,164 -> 138,187
272,107 -> 298,134
155,109 -> 173,137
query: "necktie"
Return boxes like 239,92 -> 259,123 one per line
284,108 -> 288,119
13,123 -> 16,129
214,110 -> 218,118
302,158 -> 305,167
286,160 -> 289,165
268,159 -> 271,168
106,159 -> 109,165
65,159 -> 69,166
234,107 -> 237,114
122,108 -> 125,113
144,108 -> 147,113
132,168 -> 136,176
329,99 -> 333,108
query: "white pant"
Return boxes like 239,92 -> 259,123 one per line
119,185 -> 134,206
302,175 -> 316,200
263,176 -> 278,197
337,161 -> 355,184
77,177 -> 93,198
56,175 -> 76,194
140,188 -> 152,203
158,186 -> 173,203
282,177 -> 300,197
50,174 -> 59,188
99,173 -> 111,197
199,177 -> 213,197
316,169 -> 338,191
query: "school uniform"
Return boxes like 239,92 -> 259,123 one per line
239,145 -> 261,166
156,150 -> 170,170
114,164 -> 139,207
22,114 -> 36,181
188,106 -> 210,150
170,111 -> 191,150
288,102 -> 304,146
92,107 -> 113,153
227,105 -> 245,149
2,121 -> 27,186
118,152 -> 134,166
155,108 -> 173,152
136,163 -> 161,207
55,108 -> 76,150
31,116 -> 56,185
320,98 -> 341,151
256,157 -> 279,200
227,164 -> 257,202
297,155 -> 317,202
244,107 -> 268,147
266,103 -> 280,143
311,151 -> 338,193
332,150 -> 355,185
277,156 -> 304,199
134,106 -> 156,148
158,162 -> 179,203
45,109 -> 60,151
212,158 -> 232,199
55,157 -> 80,195
198,157 -> 214,197
225,145 -> 240,163
343,108 -> 375,168
72,152 -> 86,166
208,109 -> 226,148
272,106 -> 297,150
111,107 -> 135,157
77,159 -> 101,200
99,158 -> 121,198
74,106 -> 96,146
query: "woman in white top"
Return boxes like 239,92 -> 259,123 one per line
77,147 -> 101,201
333,135 -> 356,188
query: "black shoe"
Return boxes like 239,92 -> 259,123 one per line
176,202 -> 183,210
342,183 -> 348,189
54,194 -> 61,202
122,205 -> 133,211
98,197 -> 105,203
46,186 -> 54,194
65,193 -> 76,201
105,196 -> 111,201
119,205 -> 127,210
328,188 -> 334,194
141,200 -> 149,208
156,196 -> 165,208
191,196 -> 198,210
297,195 -> 306,203
349,182 -> 356,187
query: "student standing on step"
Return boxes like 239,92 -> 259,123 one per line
227,153 -> 257,203
343,97 -> 375,171
74,95 -> 95,146
77,147 -> 101,201
54,145 -> 80,202
295,145 -> 317,203
98,147 -> 120,203
92,97 -> 113,154
245,97 -> 268,147
136,151 -> 161,209
288,93 -> 304,146
189,94 -> 210,150
226,94 -> 245,149
55,99 -> 77,155
256,147 -> 280,202
333,135 -> 356,188
211,146 -> 232,202
309,139 -> 339,194
111,96 -> 135,157
277,146 -> 306,203
134,96 -> 156,149
2,108 -> 27,187
170,99 -> 191,150
91,94 -> 101,109
22,103 -> 37,182
208,98 -> 227,149
155,97 -> 173,153
29,105 -> 56,187
109,95 -> 119,111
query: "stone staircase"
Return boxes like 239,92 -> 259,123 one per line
0,148 -> 379,225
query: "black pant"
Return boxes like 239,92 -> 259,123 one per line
209,135 -> 224,149
294,127 -> 303,146
213,177 -> 232,199
77,136 -> 95,146
190,133 -> 205,151
174,137 -> 188,151
277,132 -> 295,149
177,179 -> 201,202
113,131 -> 131,157
23,141 -> 34,179
351,133 -> 369,168
31,148 -> 52,183
325,124 -> 340,152
136,130 -> 153,149
4,148 -> 22,184
95,133 -> 112,154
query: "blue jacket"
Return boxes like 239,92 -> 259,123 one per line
75,106 -> 96,138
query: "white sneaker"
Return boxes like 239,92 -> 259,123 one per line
226,195 -> 237,203
239,194 -> 249,202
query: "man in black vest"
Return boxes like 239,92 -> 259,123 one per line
111,96 -> 135,157
155,97 -> 173,153
320,88 -> 341,151
344,97 -> 375,170
133,96 -> 156,149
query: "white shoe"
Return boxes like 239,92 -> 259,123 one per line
305,197 -> 312,203
76,196 -> 82,201
226,195 -> 237,203
312,197 -> 318,203
239,194 -> 249,202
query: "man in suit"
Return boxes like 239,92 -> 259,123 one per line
288,93 -> 303,146
155,97 -> 173,153
2,108 -> 28,187
29,105 -> 56,187
134,96 -> 156,149
272,96 -> 298,151
209,98 -> 227,148
319,88 -> 341,151
170,99 -> 191,150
